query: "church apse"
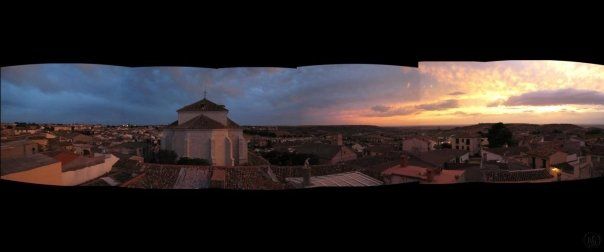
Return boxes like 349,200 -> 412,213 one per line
161,97 -> 248,166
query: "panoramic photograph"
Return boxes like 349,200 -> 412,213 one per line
1,61 -> 603,189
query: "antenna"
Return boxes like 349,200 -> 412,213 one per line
203,89 -> 207,99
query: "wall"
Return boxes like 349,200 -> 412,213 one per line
402,138 -> 432,153
202,111 -> 228,126
329,146 -> 358,164
178,111 -> 228,125
384,175 -> 419,185
481,150 -> 503,161
61,154 -> 118,186
453,137 -> 487,155
1,162 -> 63,185
550,151 -> 567,166
185,130 -> 213,161
31,139 -> 49,151
164,129 -> 247,166
0,142 -> 38,159
178,111 -> 201,125
459,153 -> 470,163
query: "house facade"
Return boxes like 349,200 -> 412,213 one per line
451,135 -> 488,155
402,137 -> 436,153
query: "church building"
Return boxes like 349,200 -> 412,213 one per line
161,97 -> 248,166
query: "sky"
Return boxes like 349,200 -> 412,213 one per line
1,61 -> 603,126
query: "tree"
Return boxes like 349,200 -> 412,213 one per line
439,143 -> 452,149
487,122 -> 514,148
262,151 -> 319,166
156,150 -> 178,164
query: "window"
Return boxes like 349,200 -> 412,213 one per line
456,138 -> 459,144
32,147 -> 36,154
542,159 -> 547,168
466,139 -> 470,145
456,146 -> 459,149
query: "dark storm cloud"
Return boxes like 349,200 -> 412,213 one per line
504,88 -> 604,106
1,64 -> 420,125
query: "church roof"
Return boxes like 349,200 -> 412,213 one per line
167,114 -> 240,130
177,98 -> 228,112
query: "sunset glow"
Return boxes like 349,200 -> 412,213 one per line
349,61 -> 604,126
1,61 -> 603,126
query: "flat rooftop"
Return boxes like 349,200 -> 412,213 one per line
1,154 -> 60,176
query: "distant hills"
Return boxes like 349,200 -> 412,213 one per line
242,123 -> 600,137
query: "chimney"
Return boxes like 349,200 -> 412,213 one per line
400,155 -> 408,167
302,165 -> 311,187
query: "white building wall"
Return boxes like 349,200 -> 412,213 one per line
178,111 -> 202,125
186,131 -> 212,160
61,154 -> 118,186
202,111 -> 228,126
163,128 -> 248,166
481,150 -> 503,161
177,111 -> 228,125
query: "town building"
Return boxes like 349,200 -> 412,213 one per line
411,149 -> 470,169
481,146 -> 529,162
1,151 -> 118,186
0,140 -> 40,159
451,134 -> 488,155
523,145 -> 567,169
295,143 -> 357,164
402,136 -> 436,153
381,156 -> 465,184
161,97 -> 248,166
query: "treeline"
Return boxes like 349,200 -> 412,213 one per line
243,129 -> 276,137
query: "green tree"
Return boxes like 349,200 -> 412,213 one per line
487,122 -> 514,148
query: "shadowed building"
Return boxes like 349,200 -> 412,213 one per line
161,97 -> 248,166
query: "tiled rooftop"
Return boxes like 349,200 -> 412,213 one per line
286,171 -> 383,188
